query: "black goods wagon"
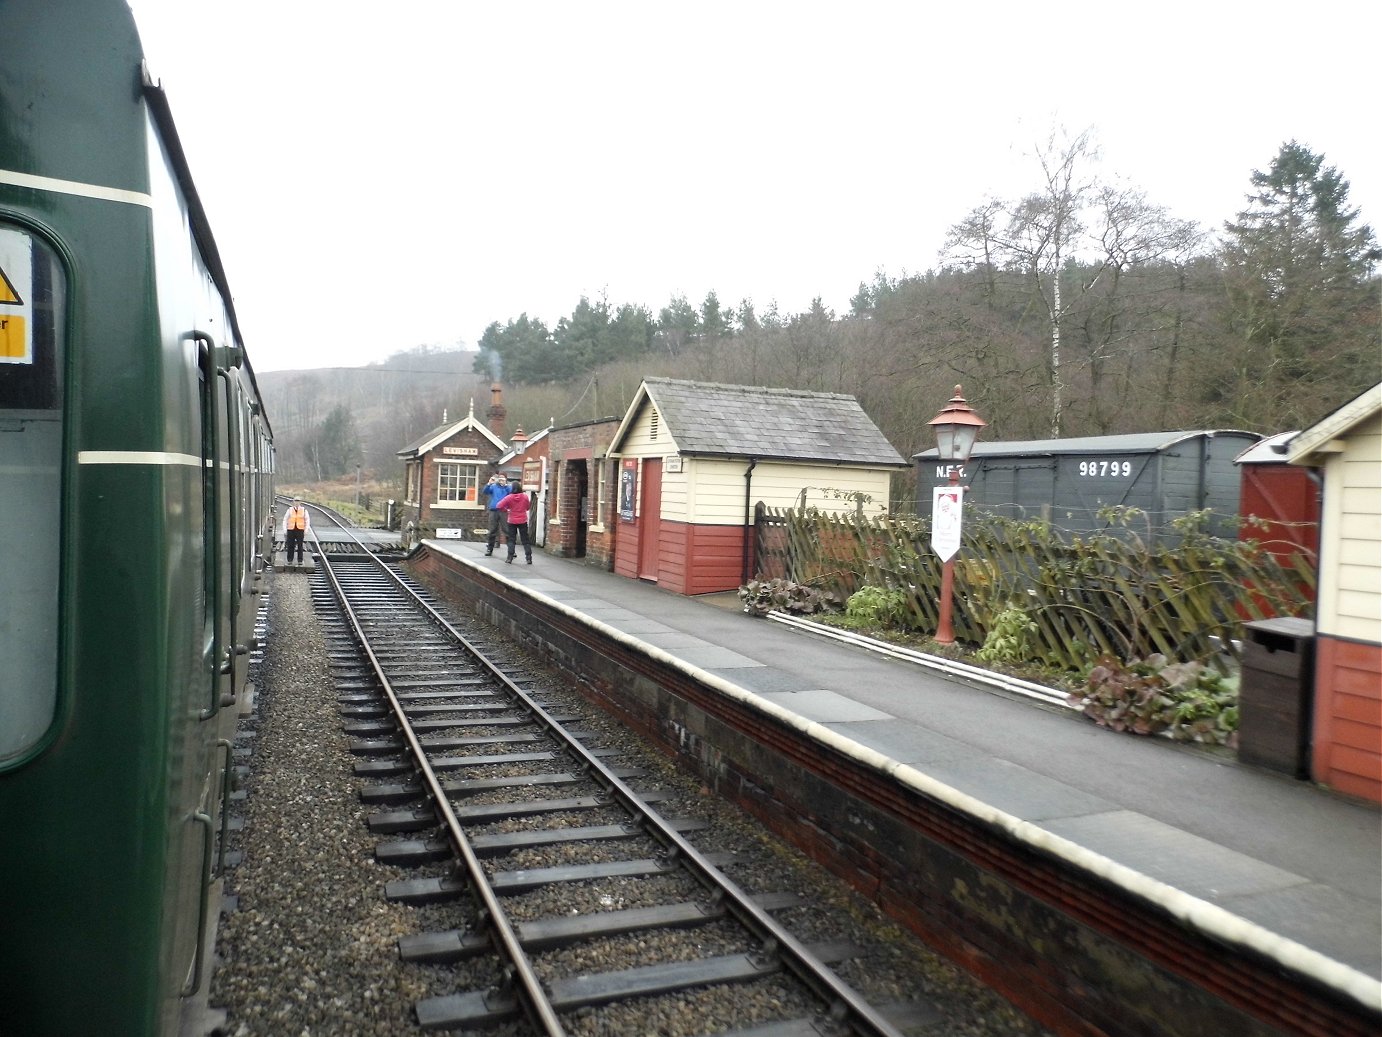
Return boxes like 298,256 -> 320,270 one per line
0,3 -> 275,1035
914,430 -> 1261,539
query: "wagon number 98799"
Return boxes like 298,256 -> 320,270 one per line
1079,460 -> 1132,477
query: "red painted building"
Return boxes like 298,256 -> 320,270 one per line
1285,383 -> 1382,803
1236,432 -> 1321,592
605,378 -> 908,595
1235,432 -> 1321,612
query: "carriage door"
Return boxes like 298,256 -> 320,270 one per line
0,225 -> 65,765
637,458 -> 662,582
196,336 -> 225,718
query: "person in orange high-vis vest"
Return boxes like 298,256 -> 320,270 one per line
283,500 -> 310,566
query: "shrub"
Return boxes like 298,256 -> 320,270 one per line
1070,653 -> 1238,746
738,578 -> 827,618
843,585 -> 910,628
975,604 -> 1038,663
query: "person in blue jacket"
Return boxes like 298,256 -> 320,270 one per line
481,472 -> 510,556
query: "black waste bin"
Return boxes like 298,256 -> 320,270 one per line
1237,617 -> 1315,778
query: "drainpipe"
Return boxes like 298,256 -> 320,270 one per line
742,457 -> 759,584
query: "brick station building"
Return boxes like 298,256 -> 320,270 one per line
544,415 -> 623,569
396,388 -> 511,535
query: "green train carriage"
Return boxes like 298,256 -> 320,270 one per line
0,2 -> 275,1033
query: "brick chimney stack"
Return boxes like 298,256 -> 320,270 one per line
487,382 -> 506,438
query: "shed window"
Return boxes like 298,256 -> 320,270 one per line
0,224 -> 66,765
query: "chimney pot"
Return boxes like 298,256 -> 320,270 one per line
487,383 -> 507,438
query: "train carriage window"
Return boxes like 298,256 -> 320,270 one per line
0,224 -> 66,764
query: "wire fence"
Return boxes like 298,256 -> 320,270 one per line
753,505 -> 1316,671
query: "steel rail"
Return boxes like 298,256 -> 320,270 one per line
338,551 -> 904,1037
315,549 -> 567,1037
313,518 -> 904,1037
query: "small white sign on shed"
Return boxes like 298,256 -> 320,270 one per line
436,528 -> 465,539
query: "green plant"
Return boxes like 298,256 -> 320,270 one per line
844,585 -> 910,627
752,503 -> 1314,671
1070,653 -> 1238,745
738,578 -> 827,618
975,603 -> 1038,663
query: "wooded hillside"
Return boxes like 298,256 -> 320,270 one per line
260,139 -> 1379,498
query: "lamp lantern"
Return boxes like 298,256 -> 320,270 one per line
928,385 -> 986,465
928,385 -> 985,645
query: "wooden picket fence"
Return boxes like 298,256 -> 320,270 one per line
752,505 -> 1316,670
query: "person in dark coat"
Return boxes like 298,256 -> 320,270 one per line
481,472 -> 509,556
495,482 -> 533,564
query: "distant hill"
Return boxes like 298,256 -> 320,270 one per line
257,347 -> 495,483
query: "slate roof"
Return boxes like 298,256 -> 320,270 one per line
913,429 -> 1258,460
617,378 -> 907,466
396,403 -> 510,458
397,420 -> 458,457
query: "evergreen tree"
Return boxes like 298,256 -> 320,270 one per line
608,303 -> 655,360
303,403 -> 360,480
733,298 -> 759,333
699,291 -> 731,340
556,296 -> 612,373
470,314 -> 556,385
1215,141 -> 1380,428
655,295 -> 700,356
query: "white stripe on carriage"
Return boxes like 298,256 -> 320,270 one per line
77,451 -> 203,467
0,169 -> 153,207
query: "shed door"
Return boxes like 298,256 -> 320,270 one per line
637,458 -> 662,581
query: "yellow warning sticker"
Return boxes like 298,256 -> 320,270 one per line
0,263 -> 21,305
1,314 -> 27,359
0,227 -> 33,365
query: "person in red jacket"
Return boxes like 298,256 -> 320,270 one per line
495,482 -> 533,564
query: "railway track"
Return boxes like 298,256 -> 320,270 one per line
311,542 -> 939,1036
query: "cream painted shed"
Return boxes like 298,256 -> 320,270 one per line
608,378 -> 908,594
1286,381 -> 1382,803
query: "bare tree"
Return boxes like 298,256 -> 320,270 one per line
944,128 -> 1204,435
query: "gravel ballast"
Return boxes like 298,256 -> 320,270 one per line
209,568 -> 1053,1037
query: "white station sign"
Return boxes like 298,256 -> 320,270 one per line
931,485 -> 964,562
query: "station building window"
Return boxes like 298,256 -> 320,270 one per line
593,459 -> 608,529
0,223 -> 66,765
436,461 -> 479,503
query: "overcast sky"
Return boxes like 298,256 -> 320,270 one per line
126,1 -> 1380,374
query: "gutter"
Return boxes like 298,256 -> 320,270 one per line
741,457 -> 759,584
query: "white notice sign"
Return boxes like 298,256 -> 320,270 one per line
931,486 -> 964,562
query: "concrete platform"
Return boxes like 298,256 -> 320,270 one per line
414,538 -> 1381,1016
